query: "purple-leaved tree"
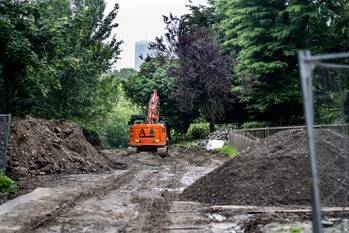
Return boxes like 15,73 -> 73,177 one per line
173,27 -> 232,131
151,15 -> 232,132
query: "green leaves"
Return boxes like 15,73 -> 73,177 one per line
214,0 -> 349,125
0,0 -> 122,129
0,171 -> 17,194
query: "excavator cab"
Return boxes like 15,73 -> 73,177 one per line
127,90 -> 169,157
128,115 -> 146,125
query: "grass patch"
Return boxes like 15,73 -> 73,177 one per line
174,140 -> 202,149
0,171 -> 17,194
289,227 -> 303,233
215,143 -> 238,157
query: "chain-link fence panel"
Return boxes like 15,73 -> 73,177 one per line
299,51 -> 349,233
0,114 -> 11,171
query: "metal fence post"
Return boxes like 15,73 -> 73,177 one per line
0,114 -> 11,171
4,114 -> 11,171
299,50 -> 324,233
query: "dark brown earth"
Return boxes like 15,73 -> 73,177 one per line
181,129 -> 349,207
6,117 -> 126,179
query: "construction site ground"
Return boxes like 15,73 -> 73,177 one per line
0,147 -> 347,233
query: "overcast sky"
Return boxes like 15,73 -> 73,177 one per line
106,0 -> 208,70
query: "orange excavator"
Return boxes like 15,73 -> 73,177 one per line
127,90 -> 169,157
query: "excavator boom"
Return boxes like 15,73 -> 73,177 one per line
146,90 -> 160,124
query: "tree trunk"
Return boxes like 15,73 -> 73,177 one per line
208,113 -> 215,132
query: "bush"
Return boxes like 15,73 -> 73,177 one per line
186,122 -> 210,140
242,121 -> 266,129
0,172 -> 17,194
102,86 -> 141,148
104,120 -> 129,148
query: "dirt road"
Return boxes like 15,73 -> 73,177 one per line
1,148 -> 347,232
0,149 -> 233,233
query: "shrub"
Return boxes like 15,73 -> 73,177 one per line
102,87 -> 141,148
242,121 -> 266,129
186,122 -> 210,140
104,121 -> 129,148
0,172 -> 17,194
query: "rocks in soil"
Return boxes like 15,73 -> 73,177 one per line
6,117 -> 126,179
209,128 -> 258,152
209,128 -> 258,141
181,129 -> 349,207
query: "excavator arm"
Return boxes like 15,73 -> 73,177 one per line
146,89 -> 160,124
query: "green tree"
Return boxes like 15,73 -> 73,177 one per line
124,57 -> 198,132
113,68 -> 137,82
103,85 -> 141,148
39,0 -> 122,122
215,0 -> 349,125
0,0 -> 122,129
0,0 -> 54,115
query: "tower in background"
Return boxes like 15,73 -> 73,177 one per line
135,41 -> 152,71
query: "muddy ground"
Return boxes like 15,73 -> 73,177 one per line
0,147 -> 347,233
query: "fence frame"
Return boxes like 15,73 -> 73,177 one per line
0,114 -> 11,171
299,50 -> 349,233
235,124 -> 349,139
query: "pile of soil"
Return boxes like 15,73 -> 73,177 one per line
181,129 -> 349,207
6,117 -> 126,179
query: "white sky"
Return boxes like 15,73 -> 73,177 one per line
106,0 -> 208,70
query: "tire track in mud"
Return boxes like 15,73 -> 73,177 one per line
141,196 -> 171,233
7,150 -> 228,233
116,165 -> 171,232
16,169 -> 136,233
116,154 -> 184,232
120,152 -> 224,233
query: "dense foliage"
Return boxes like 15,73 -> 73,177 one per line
171,27 -> 232,131
215,0 -> 349,124
103,84 -> 141,148
0,0 -> 122,130
124,57 -> 199,132
186,122 -> 210,140
145,14 -> 233,132
143,0 -> 349,129
2,0 -> 349,147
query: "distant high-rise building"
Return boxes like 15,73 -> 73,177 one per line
135,41 -> 152,71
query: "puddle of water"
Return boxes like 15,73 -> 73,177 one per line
152,187 -> 184,193
153,166 -> 214,193
207,213 -> 226,222
209,222 -> 242,233
160,173 -> 175,181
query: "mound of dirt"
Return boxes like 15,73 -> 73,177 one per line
181,129 -> 349,207
6,117 -> 126,179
